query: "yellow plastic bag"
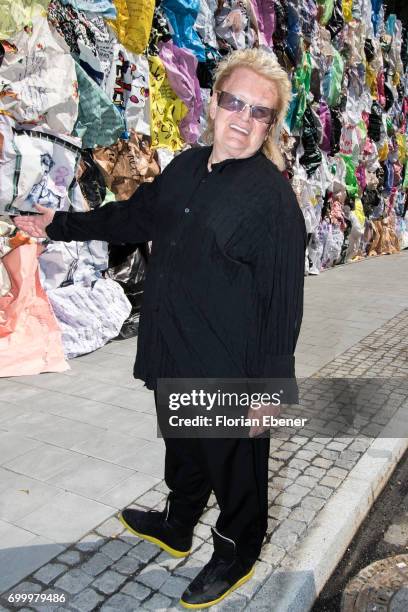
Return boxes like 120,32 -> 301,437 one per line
108,0 -> 154,54
396,133 -> 407,164
354,198 -> 366,227
342,0 -> 352,23
148,55 -> 188,151
377,140 -> 389,162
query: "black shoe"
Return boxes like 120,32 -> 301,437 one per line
179,528 -> 254,609
119,505 -> 193,558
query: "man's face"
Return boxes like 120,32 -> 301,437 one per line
209,67 -> 278,161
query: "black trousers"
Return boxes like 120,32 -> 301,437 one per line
156,393 -> 270,567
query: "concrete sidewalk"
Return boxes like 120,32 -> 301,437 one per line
1,250 -> 408,611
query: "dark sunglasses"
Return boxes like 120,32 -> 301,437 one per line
216,90 -> 278,124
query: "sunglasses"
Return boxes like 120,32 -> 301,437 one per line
216,90 -> 278,124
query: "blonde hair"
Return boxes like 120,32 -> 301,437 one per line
202,48 -> 291,171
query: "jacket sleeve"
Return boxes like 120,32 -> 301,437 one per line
46,170 -> 163,244
245,192 -> 306,384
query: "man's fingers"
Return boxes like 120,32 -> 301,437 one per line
34,204 -> 49,214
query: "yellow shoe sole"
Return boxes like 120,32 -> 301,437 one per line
179,565 -> 255,609
119,513 -> 191,559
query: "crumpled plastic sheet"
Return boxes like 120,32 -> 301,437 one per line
159,40 -> 202,144
59,0 -> 117,19
0,0 -> 50,40
3,128 -> 82,215
0,17 -> 78,133
162,0 -> 206,61
46,277 -> 132,359
0,243 -> 69,376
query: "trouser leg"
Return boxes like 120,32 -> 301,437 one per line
200,436 -> 270,568
155,391 -> 211,526
163,436 -> 212,527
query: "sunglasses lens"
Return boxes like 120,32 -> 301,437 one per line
218,91 -> 244,112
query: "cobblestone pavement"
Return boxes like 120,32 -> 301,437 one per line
1,296 -> 408,611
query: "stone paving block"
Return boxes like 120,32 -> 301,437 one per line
96,517 -> 125,538
295,474 -> 318,489
274,493 -> 300,509
135,564 -> 169,590
81,553 -> 112,577
4,581 -> 42,596
280,518 -> 307,536
320,475 -> 342,489
259,542 -> 286,566
153,481 -> 170,494
194,522 -> 211,541
155,551 -> 186,571
304,465 -> 326,479
29,588 -> 67,611
76,533 -> 106,553
312,485 -> 333,499
270,526 -> 298,550
321,449 -> 340,461
272,476 -> 292,490
312,457 -> 333,469
173,557 -> 203,580
101,592 -> 139,611
128,540 -> 160,564
278,467 -> 301,480
279,442 -> 299,452
192,543 -> 213,564
274,450 -> 294,461
159,575 -> 190,598
34,563 -> 67,585
70,588 -> 104,612
211,593 -> 248,610
295,449 -> 317,461
112,553 -> 142,575
284,483 -> 310,501
92,570 -> 127,595
199,507 -> 219,525
301,496 -> 326,511
55,569 -> 93,595
326,441 -> 348,451
136,490 -> 166,509
268,459 -> 285,471
267,488 -> 281,503
268,505 -> 291,520
288,506 -> 316,524
121,580 -> 151,601
56,550 -> 81,566
287,458 -> 309,471
142,593 -> 172,610
100,539 -> 131,561
237,560 -> 271,600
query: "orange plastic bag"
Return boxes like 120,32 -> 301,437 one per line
0,243 -> 69,376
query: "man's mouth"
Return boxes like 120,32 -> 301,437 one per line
230,124 -> 249,135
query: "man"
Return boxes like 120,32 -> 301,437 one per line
14,48 -> 306,608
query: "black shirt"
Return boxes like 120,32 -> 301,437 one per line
47,145 -> 307,389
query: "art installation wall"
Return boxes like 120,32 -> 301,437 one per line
0,0 -> 407,374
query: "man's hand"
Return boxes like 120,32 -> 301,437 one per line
248,402 -> 281,438
12,204 -> 55,239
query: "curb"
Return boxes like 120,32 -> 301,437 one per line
248,405 -> 408,612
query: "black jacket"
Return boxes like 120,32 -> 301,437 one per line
47,145 -> 307,389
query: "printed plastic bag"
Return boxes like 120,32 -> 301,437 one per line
0,17 -> 78,132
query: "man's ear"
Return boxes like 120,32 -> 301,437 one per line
209,92 -> 218,121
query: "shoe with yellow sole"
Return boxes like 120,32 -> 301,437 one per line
180,528 -> 254,609
119,507 -> 193,558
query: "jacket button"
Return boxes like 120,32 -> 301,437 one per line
184,208 -> 190,213
170,240 -> 176,246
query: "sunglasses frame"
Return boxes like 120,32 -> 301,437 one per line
215,90 -> 278,125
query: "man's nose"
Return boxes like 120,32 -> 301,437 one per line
238,104 -> 251,120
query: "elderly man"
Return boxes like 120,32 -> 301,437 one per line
14,48 -> 306,608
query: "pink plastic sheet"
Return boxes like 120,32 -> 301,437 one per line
0,243 -> 69,376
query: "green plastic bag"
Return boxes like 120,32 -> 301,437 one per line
340,154 -> 359,198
